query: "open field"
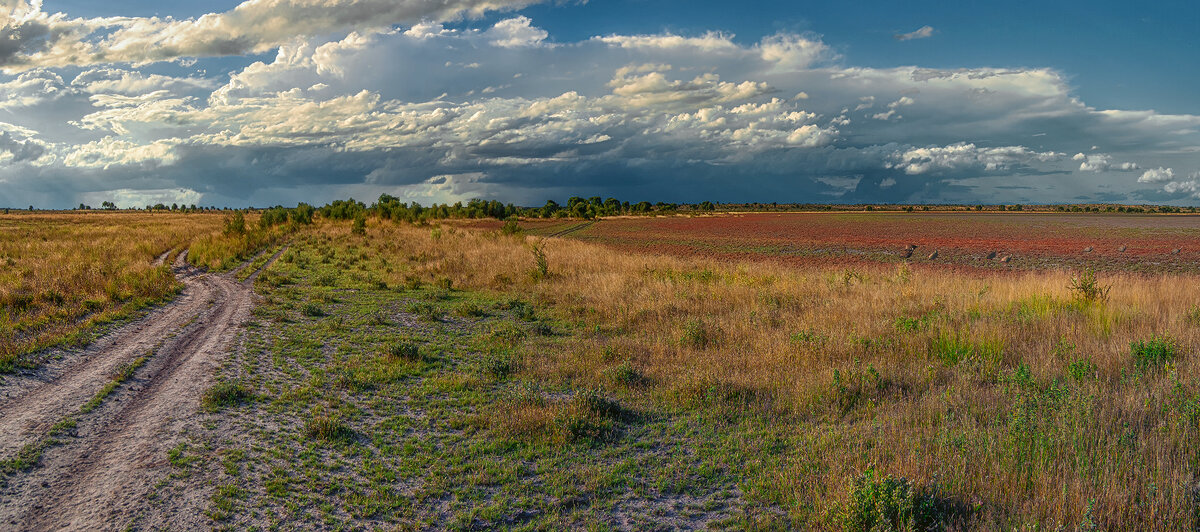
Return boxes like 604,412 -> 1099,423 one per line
501,212 -> 1200,274
2,211 -> 1200,530
0,211 -> 300,374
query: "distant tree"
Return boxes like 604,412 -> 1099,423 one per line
101,201 -> 117,210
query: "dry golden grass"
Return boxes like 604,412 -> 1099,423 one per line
321,218 -> 1199,529
0,211 -> 277,371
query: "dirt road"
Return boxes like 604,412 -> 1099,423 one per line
0,248 -> 280,530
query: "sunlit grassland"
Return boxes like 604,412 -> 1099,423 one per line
0,211 -> 283,372
289,218 -> 1200,529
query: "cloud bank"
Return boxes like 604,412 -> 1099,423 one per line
0,2 -> 1196,208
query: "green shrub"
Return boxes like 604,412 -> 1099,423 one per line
351,214 -> 366,236
455,301 -> 486,318
1132,335 -> 1180,370
502,299 -> 537,321
202,381 -> 251,411
483,349 -> 516,379
501,219 -> 522,235
301,303 -> 325,317
1066,357 -> 1097,381
304,415 -> 353,442
384,341 -> 422,362
605,361 -> 646,387
839,468 -> 940,532
1069,269 -> 1110,304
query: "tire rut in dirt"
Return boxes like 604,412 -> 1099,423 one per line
0,266 -> 254,530
0,264 -> 212,460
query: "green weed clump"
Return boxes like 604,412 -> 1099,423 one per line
838,468 -> 941,532
384,341 -> 422,362
454,301 -> 486,318
407,301 -> 442,322
300,303 -> 325,317
1132,336 -> 1180,370
304,415 -> 354,442
604,361 -> 646,387
201,381 -> 251,411
1069,269 -> 1110,304
483,349 -> 516,379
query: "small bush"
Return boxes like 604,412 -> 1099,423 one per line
839,468 -> 940,532
1132,335 -> 1180,370
314,273 -> 337,287
501,220 -> 522,235
435,277 -> 453,291
384,341 -> 422,362
304,415 -> 353,442
1069,269 -> 1110,304
202,381 -> 251,411
503,299 -> 537,321
483,349 -> 516,379
530,242 -> 548,279
1067,357 -> 1097,381
455,301 -> 486,318
605,361 -> 646,387
552,390 -> 627,444
301,303 -> 325,317
351,214 -> 366,236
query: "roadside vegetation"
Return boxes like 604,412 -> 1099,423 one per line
143,214 -> 1200,530
0,207 -> 307,373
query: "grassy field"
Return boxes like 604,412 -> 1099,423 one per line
0,211 -> 288,373
135,214 -> 1200,530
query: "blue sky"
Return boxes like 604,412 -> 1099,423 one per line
1,0 -> 1198,207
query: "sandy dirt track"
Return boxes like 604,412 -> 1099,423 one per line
0,248 -> 281,530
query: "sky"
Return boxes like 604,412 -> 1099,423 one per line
0,0 -> 1196,208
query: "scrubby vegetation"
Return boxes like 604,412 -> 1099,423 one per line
11,207 -> 1200,529
136,215 -> 1200,530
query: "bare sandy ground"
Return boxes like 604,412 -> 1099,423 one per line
0,248 -> 281,531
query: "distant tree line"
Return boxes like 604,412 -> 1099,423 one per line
36,198 -> 1200,219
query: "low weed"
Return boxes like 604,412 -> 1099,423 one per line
1131,335 -> 1180,370
304,415 -> 354,443
837,468 -> 942,532
201,381 -> 251,412
384,341 -> 423,362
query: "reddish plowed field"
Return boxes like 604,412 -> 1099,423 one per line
511,212 -> 1200,273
